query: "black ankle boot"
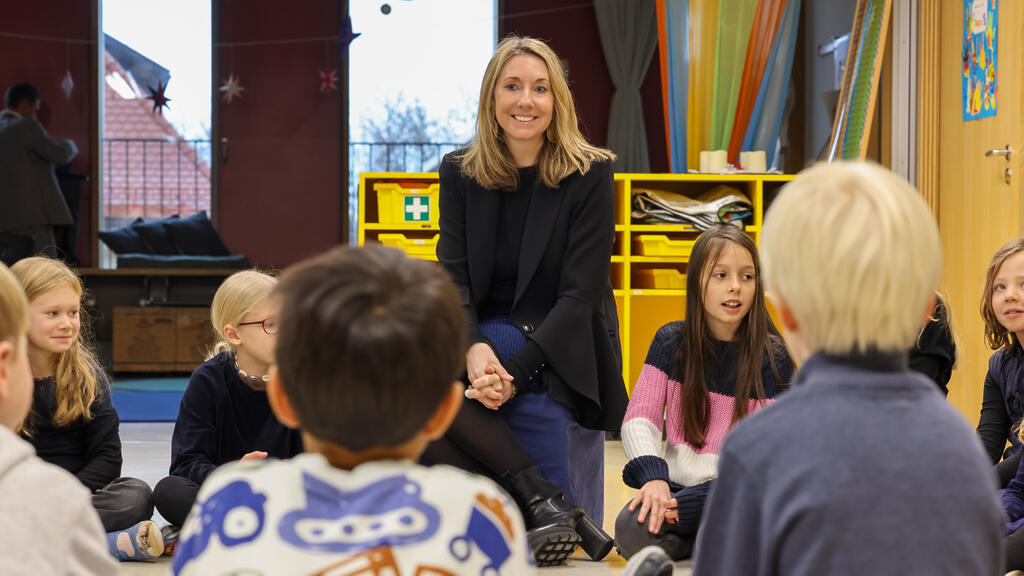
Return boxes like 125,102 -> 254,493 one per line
503,465 -> 614,563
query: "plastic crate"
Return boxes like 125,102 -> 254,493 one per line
376,233 -> 439,256
634,268 -> 686,289
633,235 -> 696,257
374,182 -> 440,224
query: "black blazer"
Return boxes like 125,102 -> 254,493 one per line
437,152 -> 627,431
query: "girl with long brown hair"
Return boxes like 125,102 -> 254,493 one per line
614,225 -> 793,560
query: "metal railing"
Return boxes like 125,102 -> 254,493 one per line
102,138 -> 212,230
347,141 -> 463,244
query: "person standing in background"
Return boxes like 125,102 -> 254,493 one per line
0,82 -> 78,257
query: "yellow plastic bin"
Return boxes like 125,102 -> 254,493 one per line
634,269 -> 686,289
374,182 -> 440,224
633,235 -> 696,257
376,233 -> 439,256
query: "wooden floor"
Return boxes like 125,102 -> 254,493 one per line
117,422 -> 693,575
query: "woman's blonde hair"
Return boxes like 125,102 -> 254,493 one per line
981,237 -> 1024,352
11,257 -> 101,429
761,162 -> 941,355
459,35 -> 615,190
209,270 -> 277,358
0,263 -> 29,351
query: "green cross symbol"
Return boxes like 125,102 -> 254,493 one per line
404,196 -> 430,221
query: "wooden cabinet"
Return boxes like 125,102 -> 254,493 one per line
113,307 -> 215,372
358,171 -> 794,393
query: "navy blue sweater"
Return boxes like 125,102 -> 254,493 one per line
694,352 -> 1003,576
169,352 -> 302,485
26,373 -> 121,492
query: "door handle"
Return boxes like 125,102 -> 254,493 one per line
220,137 -> 229,163
986,145 -> 1012,161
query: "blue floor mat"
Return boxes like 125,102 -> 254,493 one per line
111,378 -> 188,422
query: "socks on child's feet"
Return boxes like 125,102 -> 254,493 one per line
106,520 -> 165,561
161,524 -> 180,556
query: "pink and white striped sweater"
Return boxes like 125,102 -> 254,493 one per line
621,321 -> 794,488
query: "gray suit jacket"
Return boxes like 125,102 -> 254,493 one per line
0,110 -> 78,232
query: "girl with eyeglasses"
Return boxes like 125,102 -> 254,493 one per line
152,270 -> 302,553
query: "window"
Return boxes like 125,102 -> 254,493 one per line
347,0 -> 496,242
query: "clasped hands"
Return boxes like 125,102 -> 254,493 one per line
465,342 -> 516,410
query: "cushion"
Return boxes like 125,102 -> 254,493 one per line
98,218 -> 150,255
161,211 -> 230,256
132,216 -> 180,255
115,253 -> 250,269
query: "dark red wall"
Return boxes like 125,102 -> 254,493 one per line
502,0 -> 668,172
0,2 -> 96,265
216,0 -> 343,268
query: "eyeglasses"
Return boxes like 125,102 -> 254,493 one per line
236,318 -> 277,335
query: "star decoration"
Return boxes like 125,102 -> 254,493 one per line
219,74 -> 245,104
60,69 -> 74,99
337,16 -> 361,55
147,80 -> 171,115
319,69 -> 339,93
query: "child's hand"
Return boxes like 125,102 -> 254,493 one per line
628,479 -> 674,534
240,451 -> 268,462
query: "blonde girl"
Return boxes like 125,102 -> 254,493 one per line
11,256 -> 160,562
152,270 -> 302,539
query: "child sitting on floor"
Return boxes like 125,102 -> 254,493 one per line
0,261 -> 117,574
152,270 -> 302,553
12,256 -> 161,562
171,245 -> 534,575
693,162 -> 1003,575
615,225 -> 793,561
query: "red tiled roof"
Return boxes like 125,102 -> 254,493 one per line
103,52 -> 211,223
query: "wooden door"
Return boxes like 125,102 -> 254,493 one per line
935,1 -> 1024,424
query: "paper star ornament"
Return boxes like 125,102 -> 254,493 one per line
220,74 -> 245,104
319,69 -> 339,93
147,81 -> 171,115
60,70 -> 74,99
337,16 -> 361,55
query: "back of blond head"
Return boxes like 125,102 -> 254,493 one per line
209,270 -> 277,358
0,263 -> 28,348
460,35 -> 614,190
10,256 -> 100,429
761,162 -> 941,354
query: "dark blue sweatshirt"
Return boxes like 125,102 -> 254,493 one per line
169,352 -> 302,484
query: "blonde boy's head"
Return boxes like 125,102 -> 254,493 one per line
0,263 -> 28,348
761,162 -> 940,357
0,262 -> 31,430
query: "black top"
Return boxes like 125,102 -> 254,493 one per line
478,165 -> 536,319
908,297 -> 956,396
26,373 -> 122,492
169,352 -> 303,485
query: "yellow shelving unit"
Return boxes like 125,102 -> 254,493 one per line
359,171 -> 795,394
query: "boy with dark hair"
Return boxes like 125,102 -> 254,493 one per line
171,244 -> 534,575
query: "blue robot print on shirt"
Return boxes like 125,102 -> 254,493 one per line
279,472 -> 440,553
448,494 -> 516,576
171,480 -> 267,573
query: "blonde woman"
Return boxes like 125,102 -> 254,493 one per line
427,35 -> 624,565
11,256 -> 160,562
151,270 -> 302,550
